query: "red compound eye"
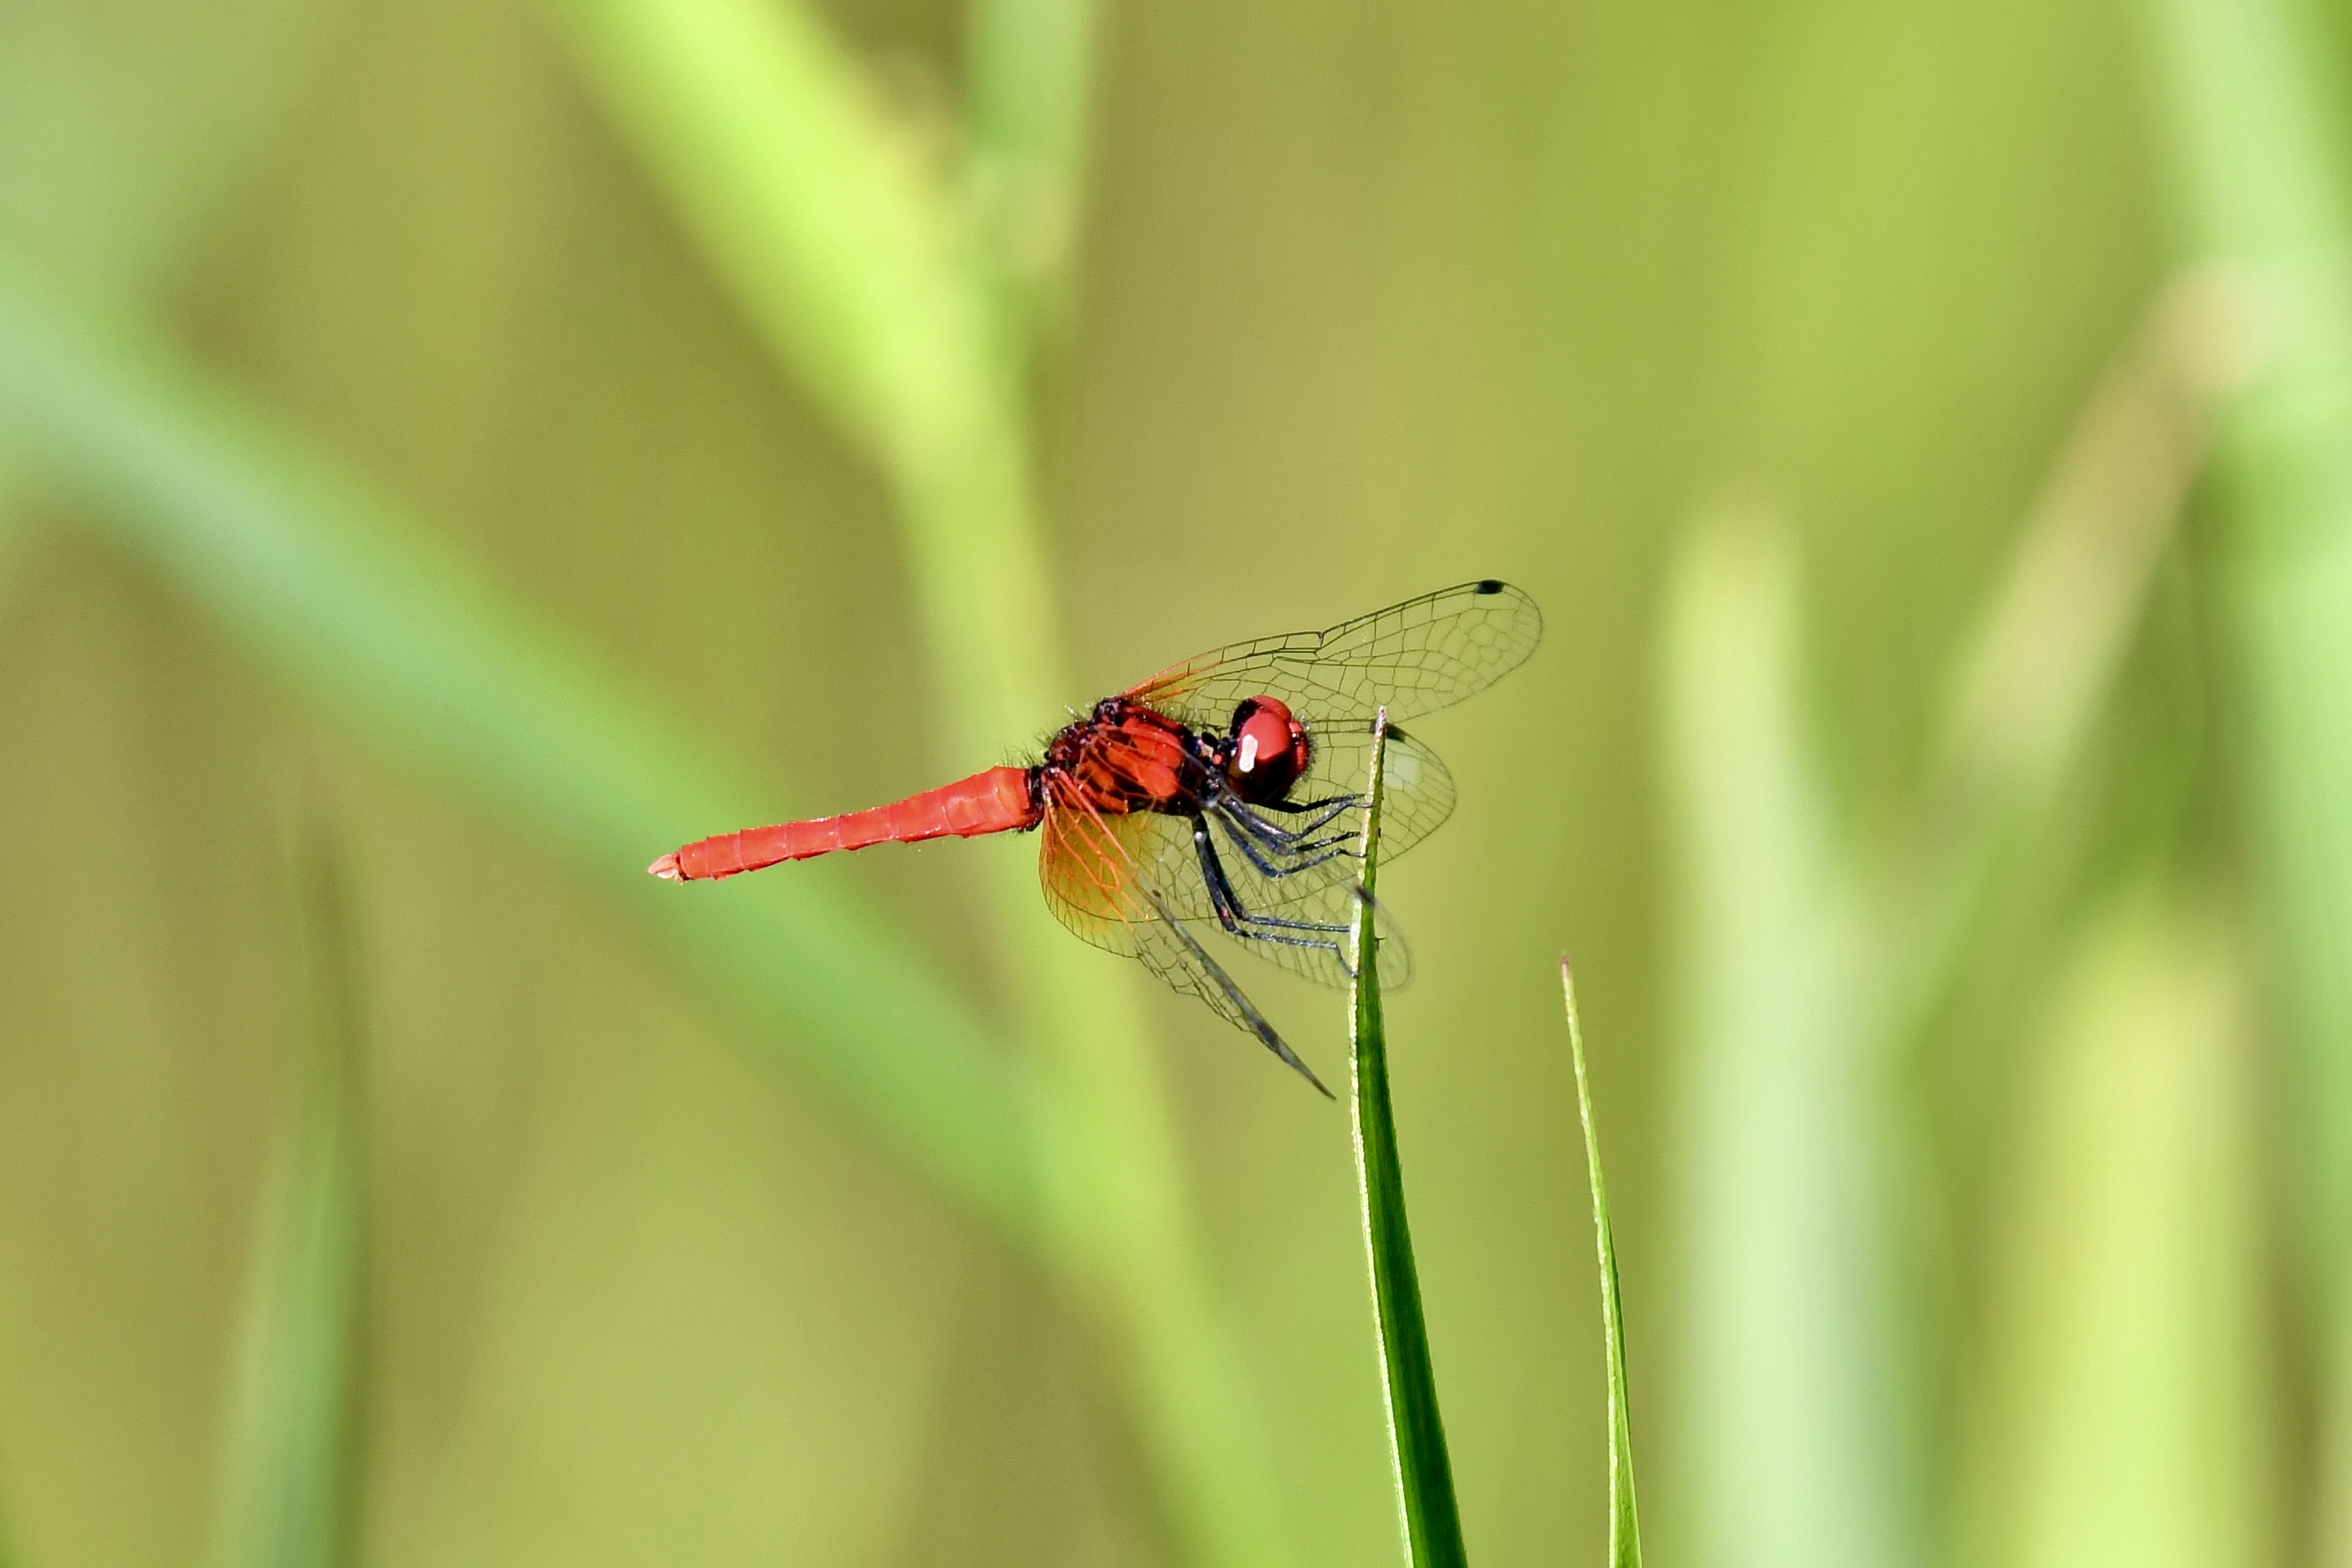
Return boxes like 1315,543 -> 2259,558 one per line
1224,696 -> 1310,804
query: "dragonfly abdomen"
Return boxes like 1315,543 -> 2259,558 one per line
650,765 -> 1042,881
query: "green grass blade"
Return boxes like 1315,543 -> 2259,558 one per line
1350,709 -> 1466,1568
212,795 -> 371,1568
1562,961 -> 1641,1568
0,257 -> 1042,1244
1659,511 -> 1911,1568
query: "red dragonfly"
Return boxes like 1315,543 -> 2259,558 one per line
650,580 -> 1542,1094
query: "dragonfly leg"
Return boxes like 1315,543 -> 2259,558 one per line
1192,820 -> 1247,933
1257,791 -> 1359,823
1246,792 -> 1361,839
1213,799 -> 1364,860
1222,806 -> 1357,859
1203,781 -> 1356,841
1214,805 -> 1355,880
1195,818 -> 1357,973
1199,822 -> 1346,934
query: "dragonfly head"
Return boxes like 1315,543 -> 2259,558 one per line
1223,696 -> 1310,805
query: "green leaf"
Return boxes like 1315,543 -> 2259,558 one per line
1349,709 -> 1466,1568
0,256 -> 1042,1246
1561,961 -> 1641,1568
212,794 -> 370,1568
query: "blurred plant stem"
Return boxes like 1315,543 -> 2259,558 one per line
1955,894 -> 2274,1568
1877,277 -> 2243,1565
212,785 -> 370,1568
545,0 -> 1058,759
1349,712 -> 1465,1568
543,2 -> 1288,1563
1661,512 -> 1910,1568
1888,274 -> 2247,1038
0,257 -> 1042,1241
2139,0 -> 2352,1554
964,0 -> 1096,348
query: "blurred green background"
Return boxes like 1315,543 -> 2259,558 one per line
2,0 -> 2347,1564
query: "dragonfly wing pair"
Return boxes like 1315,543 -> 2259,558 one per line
1036,580 -> 1541,1067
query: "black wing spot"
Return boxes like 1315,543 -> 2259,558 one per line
1475,578 -> 1505,595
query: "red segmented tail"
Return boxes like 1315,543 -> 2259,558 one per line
649,766 -> 1040,882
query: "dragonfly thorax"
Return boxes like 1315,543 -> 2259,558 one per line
1042,700 -> 1212,815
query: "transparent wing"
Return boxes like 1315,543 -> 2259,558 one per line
1037,785 -> 1338,1092
1127,579 -> 1543,730
1280,717 -> 1458,870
